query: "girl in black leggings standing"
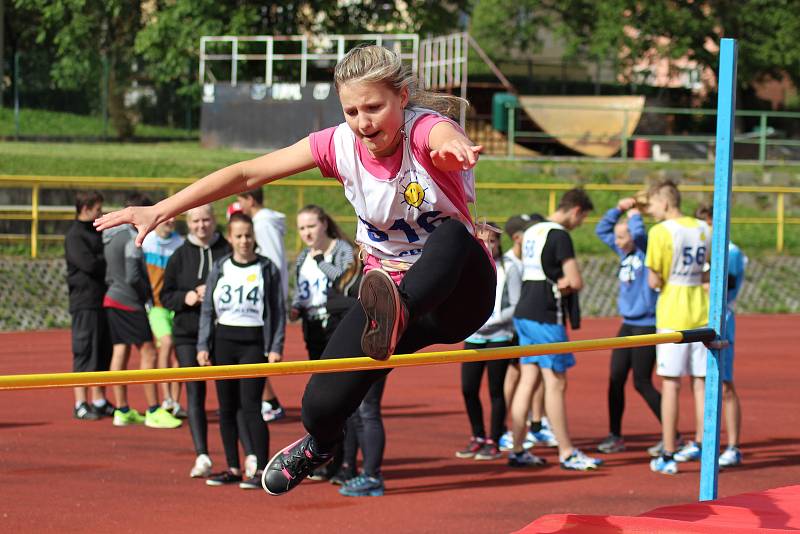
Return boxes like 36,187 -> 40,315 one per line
95,45 -> 495,497
456,223 -> 515,462
197,212 -> 285,489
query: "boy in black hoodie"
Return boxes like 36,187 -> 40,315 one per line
65,190 -> 113,420
160,204 -> 231,478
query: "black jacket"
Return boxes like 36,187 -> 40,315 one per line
197,254 -> 286,356
64,219 -> 107,312
160,233 -> 231,346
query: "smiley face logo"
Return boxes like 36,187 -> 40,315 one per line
403,182 -> 425,208
398,170 -> 431,211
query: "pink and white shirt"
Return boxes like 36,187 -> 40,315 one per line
310,108 -> 475,270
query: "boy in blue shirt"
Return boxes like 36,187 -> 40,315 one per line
595,196 -> 661,454
696,205 -> 745,467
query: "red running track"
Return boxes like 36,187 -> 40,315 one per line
0,315 -> 798,533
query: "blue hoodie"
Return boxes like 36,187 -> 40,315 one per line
595,208 -> 658,326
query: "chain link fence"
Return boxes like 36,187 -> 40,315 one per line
2,256 -> 796,332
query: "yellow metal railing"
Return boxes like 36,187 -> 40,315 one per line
1,175 -> 798,257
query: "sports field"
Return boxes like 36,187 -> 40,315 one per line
1,315 -> 798,533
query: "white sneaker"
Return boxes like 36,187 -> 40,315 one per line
244,454 -> 258,478
190,454 -> 212,478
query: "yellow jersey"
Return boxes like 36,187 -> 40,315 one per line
645,216 -> 711,330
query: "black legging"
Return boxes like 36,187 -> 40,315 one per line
461,341 -> 511,443
213,328 -> 269,471
302,220 -> 496,449
175,344 -> 209,456
176,344 -> 254,458
351,376 -> 387,477
608,323 -> 662,436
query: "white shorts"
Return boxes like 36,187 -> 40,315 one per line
656,328 -> 708,378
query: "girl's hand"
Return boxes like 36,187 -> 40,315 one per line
197,351 -> 211,366
94,205 -> 161,247
289,308 -> 301,321
267,352 -> 282,363
430,142 -> 483,172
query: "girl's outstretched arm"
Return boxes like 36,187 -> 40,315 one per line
428,121 -> 483,172
95,137 -> 317,245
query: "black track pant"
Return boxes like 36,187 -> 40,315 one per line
176,344 -> 254,458
608,323 -> 662,436
301,220 -> 496,449
461,341 -> 511,443
214,330 -> 269,470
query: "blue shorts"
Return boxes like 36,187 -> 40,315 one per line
721,309 -> 735,383
513,318 -> 575,373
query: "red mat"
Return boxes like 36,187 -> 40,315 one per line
516,485 -> 800,533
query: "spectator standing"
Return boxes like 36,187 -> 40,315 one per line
594,197 -> 661,454
65,190 -> 114,420
103,193 -> 181,429
455,222 -> 515,462
197,212 -> 286,490
510,188 -> 602,470
161,204 -> 231,478
236,189 -> 288,423
646,180 -> 711,475
696,204 -> 745,468
142,218 -> 185,417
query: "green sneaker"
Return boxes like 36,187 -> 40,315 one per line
113,408 -> 145,427
145,407 -> 182,429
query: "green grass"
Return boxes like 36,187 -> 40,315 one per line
0,142 -> 798,257
0,107 -> 196,139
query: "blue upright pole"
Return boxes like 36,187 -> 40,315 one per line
699,38 -> 737,501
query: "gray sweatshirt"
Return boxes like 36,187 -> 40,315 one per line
252,207 -> 288,300
102,225 -> 152,310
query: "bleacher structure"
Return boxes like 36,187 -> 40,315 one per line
197,32 -> 519,151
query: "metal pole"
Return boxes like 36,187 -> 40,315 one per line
506,105 -> 515,158
31,184 -> 40,258
699,37 -> 737,502
776,192 -> 784,253
13,51 -> 19,138
758,113 -> 767,165
621,110 -> 629,159
102,55 -> 109,139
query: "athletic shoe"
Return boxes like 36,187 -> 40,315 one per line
190,454 -> 213,478
359,268 -> 409,361
171,403 -> 188,419
339,474 -> 385,497
330,468 -> 357,486
528,428 -> 558,447
74,402 -> 101,421
112,408 -> 145,426
455,437 -> 485,459
244,454 -> 258,479
474,441 -> 503,460
240,472 -> 263,490
261,402 -> 286,422
597,433 -> 626,453
498,431 -> 513,452
560,449 -> 602,471
145,407 -> 183,429
90,401 -> 116,418
718,446 -> 743,468
674,440 -> 702,462
508,450 -> 547,468
650,455 -> 679,475
206,469 -> 242,486
308,465 -> 331,481
647,440 -> 665,458
262,434 -> 334,496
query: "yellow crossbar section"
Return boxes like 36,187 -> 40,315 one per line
0,331 -> 700,392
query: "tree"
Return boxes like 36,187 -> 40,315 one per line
470,0 -> 800,105
16,0 -> 144,137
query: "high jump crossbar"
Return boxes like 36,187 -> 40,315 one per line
0,329 -> 714,392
